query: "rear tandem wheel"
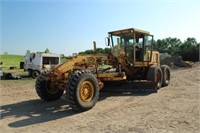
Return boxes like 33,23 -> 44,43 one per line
161,65 -> 171,87
147,66 -> 163,91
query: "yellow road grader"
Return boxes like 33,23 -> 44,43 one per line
35,28 -> 171,111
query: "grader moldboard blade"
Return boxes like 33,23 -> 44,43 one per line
102,81 -> 158,93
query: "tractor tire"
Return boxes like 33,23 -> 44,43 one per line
66,70 -> 99,112
147,66 -> 163,90
32,70 -> 40,79
36,74 -> 64,101
161,65 -> 171,87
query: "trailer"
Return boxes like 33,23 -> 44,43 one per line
24,52 -> 61,78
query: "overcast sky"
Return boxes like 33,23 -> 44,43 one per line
1,0 -> 200,55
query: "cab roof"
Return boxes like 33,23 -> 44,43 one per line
108,28 -> 150,35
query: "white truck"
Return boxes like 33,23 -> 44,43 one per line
24,52 -> 61,78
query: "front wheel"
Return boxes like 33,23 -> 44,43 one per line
36,74 -> 64,101
66,70 -> 99,112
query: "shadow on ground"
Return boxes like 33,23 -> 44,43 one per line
1,86 -> 155,128
99,86 -> 155,101
1,98 -> 75,128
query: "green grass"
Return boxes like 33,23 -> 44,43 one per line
0,54 -> 24,67
0,54 -> 25,74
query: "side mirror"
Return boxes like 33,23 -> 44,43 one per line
105,37 -> 110,46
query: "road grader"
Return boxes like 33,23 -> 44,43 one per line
35,28 -> 171,112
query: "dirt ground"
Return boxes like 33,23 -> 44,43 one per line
0,63 -> 200,133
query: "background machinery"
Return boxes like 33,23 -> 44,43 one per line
24,52 -> 60,78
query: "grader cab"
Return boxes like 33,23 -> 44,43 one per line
35,28 -> 171,112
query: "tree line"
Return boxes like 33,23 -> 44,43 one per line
79,47 -> 111,55
153,37 -> 199,61
79,37 -> 199,61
